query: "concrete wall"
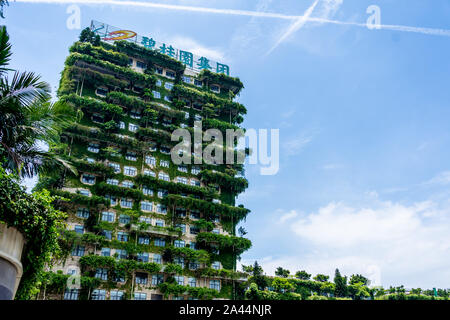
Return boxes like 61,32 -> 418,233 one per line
0,224 -> 25,300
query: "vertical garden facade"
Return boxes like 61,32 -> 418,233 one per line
38,27 -> 251,300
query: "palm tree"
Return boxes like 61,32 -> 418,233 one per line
0,26 -> 75,178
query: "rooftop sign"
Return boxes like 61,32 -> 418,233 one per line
90,20 -> 230,76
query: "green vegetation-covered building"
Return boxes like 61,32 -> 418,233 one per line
38,25 -> 251,300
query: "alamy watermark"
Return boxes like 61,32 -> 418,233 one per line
170,121 -> 279,176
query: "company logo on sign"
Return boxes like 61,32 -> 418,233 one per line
103,30 -> 137,41
91,20 -> 230,76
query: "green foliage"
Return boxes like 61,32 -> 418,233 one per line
313,274 -> 329,282
65,52 -> 155,87
158,281 -> 219,299
92,182 -> 144,201
197,69 -> 244,94
196,232 -> 252,256
295,270 -> 311,280
70,41 -> 129,66
114,40 -> 185,74
79,255 -> 161,275
349,273 -> 370,286
61,93 -> 123,119
274,267 -> 290,278
0,168 -> 67,299
333,269 -> 348,298
79,27 -> 100,46
199,169 -> 248,194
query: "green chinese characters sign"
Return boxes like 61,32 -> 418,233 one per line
91,20 -> 230,75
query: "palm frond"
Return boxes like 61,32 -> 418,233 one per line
0,25 -> 11,74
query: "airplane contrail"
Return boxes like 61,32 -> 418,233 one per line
266,0 -> 320,55
15,0 -> 450,38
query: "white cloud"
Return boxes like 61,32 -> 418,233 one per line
424,171 -> 450,186
165,36 -> 226,62
278,209 -> 298,223
283,133 -> 314,156
264,199 -> 450,287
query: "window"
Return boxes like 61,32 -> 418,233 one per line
79,189 -> 90,197
121,180 -> 134,189
155,219 -> 164,227
124,166 -> 137,176
141,201 -> 153,212
191,167 -> 201,175
178,166 -> 188,173
154,238 -> 165,247
74,225 -> 84,234
176,208 -> 186,218
95,268 -> 108,280
105,195 -> 117,206
212,229 -> 220,235
175,257 -> 185,268
158,172 -> 170,181
173,296 -> 184,300
166,70 -> 176,79
139,216 -> 151,224
174,240 -> 185,248
117,232 -> 129,242
130,109 -> 141,119
182,76 -> 192,84
81,174 -> 95,184
92,289 -> 106,300
190,179 -> 200,187
116,249 -> 127,260
153,254 -> 162,264
109,162 -> 121,173
101,211 -> 115,222
64,289 -> 79,300
156,79 -> 162,86
152,90 -> 161,99
121,197 -> 134,207
101,247 -> 111,257
157,189 -> 168,198
160,146 -> 171,154
118,121 -> 125,129
190,211 -> 200,220
88,143 -> 99,153
194,79 -> 203,87
86,157 -> 95,164
176,224 -> 186,234
138,236 -> 150,245
137,253 -> 149,263
125,152 -> 137,161
128,123 -> 139,133
188,277 -> 197,287
189,242 -> 197,250
135,272 -> 148,285
189,261 -> 199,270
212,261 -> 221,270
155,67 -> 163,75
156,204 -> 167,214
102,230 -> 112,240
72,245 -> 85,257
143,187 -> 153,196
143,169 -> 156,177
145,155 -> 156,166
184,111 -> 190,119
194,114 -> 202,121
76,208 -> 90,219
164,95 -> 172,102
152,274 -> 163,285
136,61 -> 146,69
95,87 -> 108,97
110,290 -> 124,300
210,280 -> 220,291
119,214 -> 130,224
174,275 -> 184,286
164,82 -> 173,90
134,292 -> 147,300
160,160 -> 169,168
189,226 -> 200,235
177,177 -> 188,185
210,85 -> 220,93
106,178 -> 119,186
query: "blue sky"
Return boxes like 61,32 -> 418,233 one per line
6,0 -> 450,288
